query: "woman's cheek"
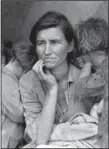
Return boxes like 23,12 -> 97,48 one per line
36,48 -> 44,59
53,45 -> 68,55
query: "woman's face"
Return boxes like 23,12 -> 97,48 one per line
36,27 -> 72,69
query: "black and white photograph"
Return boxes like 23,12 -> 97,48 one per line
1,1 -> 108,148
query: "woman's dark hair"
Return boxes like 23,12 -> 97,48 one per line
11,41 -> 37,71
29,11 -> 79,62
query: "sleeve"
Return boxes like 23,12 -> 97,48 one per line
75,72 -> 105,100
19,72 -> 43,141
2,82 -> 24,123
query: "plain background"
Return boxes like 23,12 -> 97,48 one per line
1,1 -> 108,43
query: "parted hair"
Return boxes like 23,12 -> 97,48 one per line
29,11 -> 79,62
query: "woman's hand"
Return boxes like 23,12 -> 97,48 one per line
73,57 -> 85,69
32,60 -> 58,90
72,116 -> 85,124
33,60 -> 58,145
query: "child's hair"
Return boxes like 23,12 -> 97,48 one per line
11,41 -> 37,71
75,17 -> 108,54
2,40 -> 13,64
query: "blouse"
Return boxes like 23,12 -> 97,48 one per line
19,64 -> 104,141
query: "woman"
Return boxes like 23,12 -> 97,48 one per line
20,11 -> 100,148
2,41 -> 37,148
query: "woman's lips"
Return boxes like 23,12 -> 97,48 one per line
43,57 -> 56,61
43,57 -> 56,64
43,57 -> 56,60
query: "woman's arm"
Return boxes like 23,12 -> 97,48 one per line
36,86 -> 58,145
19,72 -> 43,142
32,60 -> 58,145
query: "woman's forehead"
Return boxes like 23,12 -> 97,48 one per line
36,27 -> 65,40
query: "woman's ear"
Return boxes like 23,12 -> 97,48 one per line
68,40 -> 74,53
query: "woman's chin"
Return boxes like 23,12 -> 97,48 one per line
44,63 -> 56,69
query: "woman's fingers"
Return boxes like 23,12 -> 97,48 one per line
33,59 -> 43,72
32,59 -> 57,88
38,63 -> 46,80
74,58 -> 85,69
73,116 -> 84,124
32,59 -> 50,80
32,59 -> 44,80
76,57 -> 85,63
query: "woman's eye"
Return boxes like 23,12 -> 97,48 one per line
37,42 -> 42,45
37,41 -> 45,46
51,40 -> 60,44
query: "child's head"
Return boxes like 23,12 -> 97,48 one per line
11,41 -> 37,72
75,17 -> 108,55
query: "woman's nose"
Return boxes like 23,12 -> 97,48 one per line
45,43 -> 52,55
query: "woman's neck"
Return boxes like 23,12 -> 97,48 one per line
50,60 -> 69,83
